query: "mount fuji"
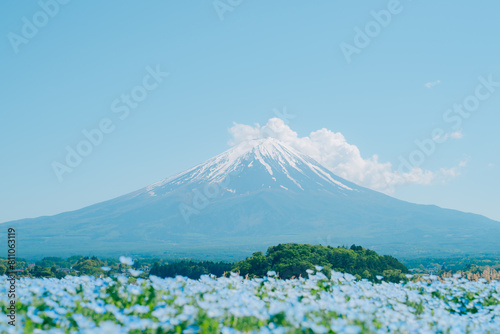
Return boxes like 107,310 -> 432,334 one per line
5,138 -> 500,260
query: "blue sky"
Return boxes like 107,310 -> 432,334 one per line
1,0 -> 499,223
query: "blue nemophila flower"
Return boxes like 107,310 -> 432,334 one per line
1,267 -> 499,333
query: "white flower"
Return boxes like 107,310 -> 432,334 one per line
101,266 -> 111,271
376,275 -> 384,280
344,273 -> 356,281
128,285 -> 142,295
117,275 -> 128,284
44,310 -> 59,319
95,320 -> 127,333
29,313 -> 44,324
119,256 -> 134,266
267,271 -> 277,277
126,305 -> 150,314
128,269 -> 143,277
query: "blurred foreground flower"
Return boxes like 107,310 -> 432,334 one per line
119,256 -> 134,266
0,267 -> 498,333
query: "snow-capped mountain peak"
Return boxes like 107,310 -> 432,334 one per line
146,138 -> 355,195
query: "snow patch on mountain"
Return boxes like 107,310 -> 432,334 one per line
146,138 -> 355,194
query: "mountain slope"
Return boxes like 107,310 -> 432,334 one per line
4,138 -> 500,260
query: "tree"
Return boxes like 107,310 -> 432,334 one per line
149,260 -> 232,279
232,243 -> 409,281
73,257 -> 105,276
33,265 -> 53,278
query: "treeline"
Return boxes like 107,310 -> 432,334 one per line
149,244 -> 409,282
34,256 -> 108,277
1,244 -> 413,282
402,256 -> 500,274
0,258 -> 28,276
150,260 -> 232,279
233,243 -> 409,282
0,255 -> 156,278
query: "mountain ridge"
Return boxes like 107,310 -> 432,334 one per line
3,138 -> 499,260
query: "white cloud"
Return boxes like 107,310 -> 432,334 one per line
228,118 -> 465,193
432,129 -> 463,141
436,158 -> 468,183
450,130 -> 463,139
424,80 -> 441,89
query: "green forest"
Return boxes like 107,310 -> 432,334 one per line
149,243 -> 409,282
12,243 -> 494,283
232,243 -> 409,282
149,260 -> 232,279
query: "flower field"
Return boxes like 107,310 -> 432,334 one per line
1,269 -> 499,333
